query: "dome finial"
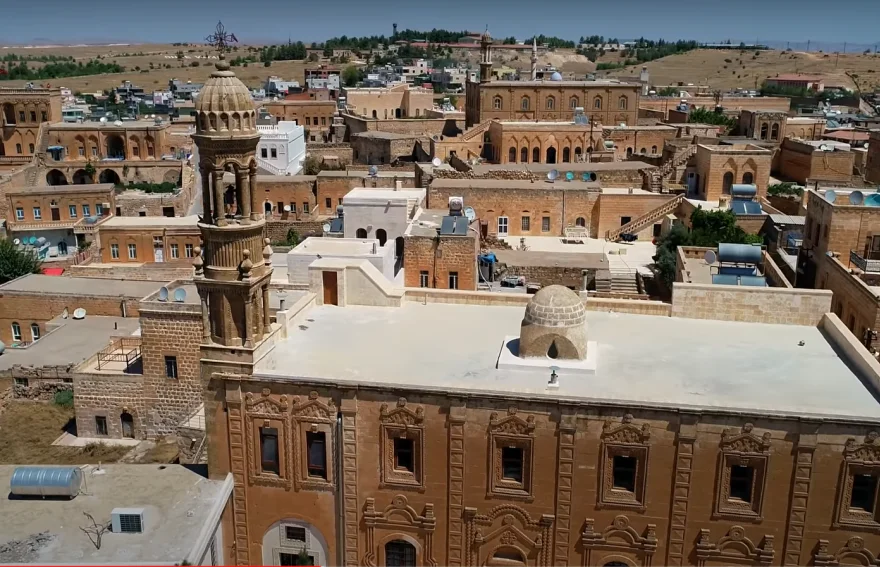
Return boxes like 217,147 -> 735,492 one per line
205,20 -> 238,73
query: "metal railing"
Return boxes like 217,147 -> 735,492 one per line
96,337 -> 142,371
851,250 -> 880,273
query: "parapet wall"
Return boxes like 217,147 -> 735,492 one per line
671,282 -> 832,325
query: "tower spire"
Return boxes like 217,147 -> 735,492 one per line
531,37 -> 538,81
479,28 -> 493,83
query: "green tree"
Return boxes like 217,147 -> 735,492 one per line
0,238 -> 42,283
341,65 -> 362,87
687,107 -> 738,132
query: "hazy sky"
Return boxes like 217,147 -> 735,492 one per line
3,0 -> 879,45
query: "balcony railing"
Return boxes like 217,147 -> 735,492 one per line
850,250 -> 880,273
97,337 -> 142,372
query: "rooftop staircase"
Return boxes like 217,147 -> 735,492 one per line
605,194 -> 684,241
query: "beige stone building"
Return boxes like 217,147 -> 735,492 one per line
738,109 -> 787,142
342,83 -> 435,120
693,143 -> 772,202
95,215 -> 201,264
262,100 -> 337,142
779,138 -> 856,185
0,86 -> 62,165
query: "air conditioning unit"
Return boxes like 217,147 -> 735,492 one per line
111,508 -> 145,534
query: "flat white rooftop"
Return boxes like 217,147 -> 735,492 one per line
255,303 -> 880,421
100,215 -> 199,228
291,237 -> 379,256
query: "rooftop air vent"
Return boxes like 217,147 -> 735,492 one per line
111,508 -> 145,534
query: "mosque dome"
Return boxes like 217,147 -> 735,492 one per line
194,59 -> 258,136
519,285 -> 587,360
550,71 -> 563,81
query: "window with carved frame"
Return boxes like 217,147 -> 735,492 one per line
598,414 -> 650,510
245,389 -> 292,489
714,423 -> 770,520
835,431 -> 880,530
379,398 -> 425,490
488,408 -> 536,500
291,391 -> 336,491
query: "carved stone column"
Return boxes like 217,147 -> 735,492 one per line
236,167 -> 251,222
447,404 -> 467,566
553,414 -> 577,566
199,288 -> 210,341
340,396 -> 360,566
249,163 -> 260,221
212,169 -> 226,226
665,417 -> 698,566
243,293 -> 253,348
782,431 -> 818,565
262,284 -> 271,334
200,165 -> 212,220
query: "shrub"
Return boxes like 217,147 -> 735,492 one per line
54,390 -> 73,408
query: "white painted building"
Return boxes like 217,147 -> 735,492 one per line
287,237 -> 395,287
256,121 -> 306,176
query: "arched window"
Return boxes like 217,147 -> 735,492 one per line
30,323 -> 40,341
546,96 -> 555,110
372,110 -> 377,118
546,147 -> 557,164
723,171 -> 734,194
626,147 -> 633,158
532,147 -> 540,163
574,147 -> 582,158
11,322 -> 21,342
521,97 -> 530,111
385,540 -> 416,567
639,147 -> 647,155
509,147 -> 517,162
356,228 -> 368,238
651,145 -> 658,154
760,123 -> 768,140
494,96 -> 503,110
376,228 -> 387,246
576,217 -> 586,227
771,123 -> 780,140
618,96 -> 628,110
120,411 -> 134,439
593,96 -> 602,110
570,96 -> 579,109
562,147 -> 571,162
742,172 -> 754,185
521,147 -> 528,162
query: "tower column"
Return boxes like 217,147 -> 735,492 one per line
249,163 -> 260,221
212,169 -> 226,226
199,289 -> 211,341
200,165 -> 212,220
262,284 -> 271,334
243,294 -> 254,348
236,167 -> 251,223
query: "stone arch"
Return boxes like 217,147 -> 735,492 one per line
575,217 -> 586,227
260,517 -> 330,567
520,96 -> 530,111
760,122 -> 768,140
508,147 -> 517,163
220,112 -> 229,130
486,545 -> 528,566
570,96 -> 579,110
99,169 -> 121,185
562,147 -> 571,163
72,169 -> 93,185
618,96 -> 628,110
593,96 -> 602,110
626,147 -> 633,158
87,135 -> 98,157
231,112 -> 241,130
74,135 -> 86,157
376,228 -> 388,246
493,96 -> 503,110
120,410 -> 135,439
722,171 -> 734,194
2,103 -> 14,125
144,135 -> 155,158
546,96 -> 555,110
129,134 -> 141,158
520,147 -> 528,163
46,169 -> 68,186
23,130 -> 35,154
209,113 -> 217,130
163,170 -> 182,185
546,147 -> 557,164
106,134 -> 125,159
356,228 -> 368,238
201,113 -> 210,131
532,147 -> 540,163
651,145 -> 657,154
742,171 -> 754,185
770,123 -> 780,140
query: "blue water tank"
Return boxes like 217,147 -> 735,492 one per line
10,466 -> 82,498
731,184 -> 757,197
718,243 -> 762,264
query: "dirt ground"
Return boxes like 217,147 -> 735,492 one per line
0,401 -> 129,464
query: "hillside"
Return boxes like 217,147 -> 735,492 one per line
593,48 -> 880,92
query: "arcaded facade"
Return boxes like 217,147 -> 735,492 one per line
0,87 -> 62,159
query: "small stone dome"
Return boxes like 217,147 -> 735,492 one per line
195,59 -> 258,136
519,285 -> 587,360
550,71 -> 563,82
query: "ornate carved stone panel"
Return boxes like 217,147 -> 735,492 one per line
290,391 -> 336,492
244,388 -> 292,490
340,397 -> 359,566
580,515 -> 658,567
665,420 -> 696,566
599,414 -> 651,511
379,397 -> 426,490
813,536 -> 880,566
782,432 -> 817,565
487,407 -> 536,500
363,495 -> 437,567
553,414 -> 577,566
447,405 -> 467,567
695,526 -> 775,566
464,504 -> 555,567
714,423 -> 771,520
834,431 -> 880,531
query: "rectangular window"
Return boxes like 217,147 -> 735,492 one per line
271,148 -> 278,158
15,143 -> 21,154
41,111 -> 47,122
325,197 -> 332,209
621,216 -> 632,226
69,204 -> 77,218
95,416 -> 108,435
14,377 -> 28,387
91,147 -> 97,157
306,431 -> 327,479
279,553 -> 313,566
501,446 -> 524,483
96,203 -> 103,216
185,243 -> 194,258
128,243 -> 137,259
290,202 -> 296,213
32,207 -> 41,220
132,146 -> 139,157
164,355 -> 178,378
521,216 -> 530,231
393,437 -> 414,472
15,207 -> 24,221
277,202 -> 284,215
729,465 -> 754,503
612,455 -> 637,492
170,243 -> 179,258
285,526 -> 306,542
448,271 -> 459,290
542,216 -> 550,232
82,204 -> 90,217
303,202 -> 309,214
261,147 -> 268,158
153,235 -> 163,248
111,243 -> 119,259
260,427 -> 280,475
852,474 -> 879,512
419,271 -> 429,288
78,147 -> 85,157
29,111 -> 36,122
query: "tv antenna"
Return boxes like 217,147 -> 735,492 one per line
206,21 -> 238,54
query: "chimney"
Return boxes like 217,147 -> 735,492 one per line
372,242 -> 378,254
395,180 -> 402,190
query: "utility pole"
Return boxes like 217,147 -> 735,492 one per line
807,39 -> 811,52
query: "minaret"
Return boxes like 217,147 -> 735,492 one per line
479,28 -> 493,83
192,54 -> 273,351
531,37 -> 538,81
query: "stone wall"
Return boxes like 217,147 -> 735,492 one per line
306,143 -> 354,167
403,232 -> 479,290
265,220 -> 326,242
779,139 -> 854,184
430,164 -> 648,189
816,254 -> 880,350
64,262 -> 195,282
114,162 -> 196,217
502,264 -> 594,290
4,364 -> 74,400
258,175 -> 319,220
671,282 -> 832,325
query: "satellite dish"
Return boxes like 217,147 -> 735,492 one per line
464,206 -> 476,222
547,169 -> 559,182
173,288 -> 187,302
158,286 -> 169,301
581,172 -> 590,182
431,157 -> 442,167
113,120 -> 123,127
818,144 -> 830,151
62,307 -> 69,319
565,171 -> 574,181
28,236 -> 37,245
13,238 -> 19,245
100,117 -> 108,124
322,223 -> 331,232
704,250 -> 717,265
851,190 -> 865,206
368,165 -> 378,177
825,190 -> 837,204
36,237 -> 46,245
283,205 -> 291,212
72,308 -> 86,320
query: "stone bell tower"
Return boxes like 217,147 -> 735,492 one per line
479,28 -> 493,83
192,54 -> 273,351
